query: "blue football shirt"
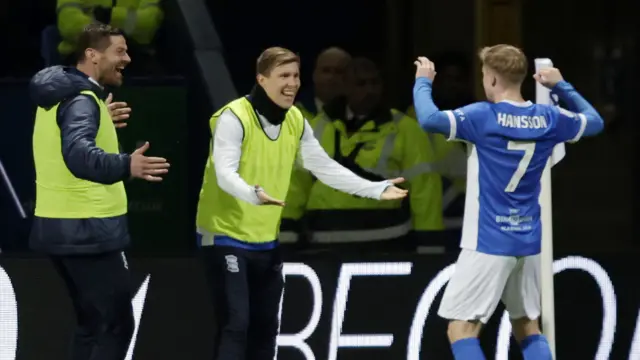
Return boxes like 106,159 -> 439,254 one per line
444,101 -> 587,256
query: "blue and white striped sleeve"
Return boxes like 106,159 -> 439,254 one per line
444,103 -> 488,143
413,76 -> 486,143
551,81 -> 604,143
413,77 -> 451,135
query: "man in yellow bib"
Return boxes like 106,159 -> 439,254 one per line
29,23 -> 169,360
196,47 -> 408,360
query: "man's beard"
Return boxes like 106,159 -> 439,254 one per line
100,69 -> 121,87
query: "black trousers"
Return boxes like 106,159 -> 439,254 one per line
51,251 -> 135,360
201,245 -> 284,360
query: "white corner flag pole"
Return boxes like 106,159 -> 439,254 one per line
535,58 -> 564,359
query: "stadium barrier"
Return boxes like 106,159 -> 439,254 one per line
0,252 -> 637,359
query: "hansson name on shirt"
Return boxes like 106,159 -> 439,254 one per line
497,113 -> 548,129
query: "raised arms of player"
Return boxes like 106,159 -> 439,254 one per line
412,76 -> 451,135
534,67 -> 604,142
413,57 -> 485,143
298,120 -> 408,200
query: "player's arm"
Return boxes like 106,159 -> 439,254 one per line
57,1 -> 92,47
534,67 -> 604,143
298,120 -> 400,200
57,94 -> 131,185
412,77 -> 451,135
211,110 -> 261,205
413,57 -> 484,142
552,81 -> 604,141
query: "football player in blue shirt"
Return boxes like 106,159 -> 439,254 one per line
413,44 -> 604,360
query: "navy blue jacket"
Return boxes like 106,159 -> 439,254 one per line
29,66 -> 131,255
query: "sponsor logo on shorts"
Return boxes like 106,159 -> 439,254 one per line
225,255 -> 239,273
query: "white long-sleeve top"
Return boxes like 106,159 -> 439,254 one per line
212,109 -> 390,205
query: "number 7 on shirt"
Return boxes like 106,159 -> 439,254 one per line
505,141 -> 536,193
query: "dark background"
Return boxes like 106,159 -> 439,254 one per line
0,253 -> 636,359
0,0 -> 636,255
0,0 -> 637,359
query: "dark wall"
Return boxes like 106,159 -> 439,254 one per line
522,0 -> 638,252
208,0 -> 386,96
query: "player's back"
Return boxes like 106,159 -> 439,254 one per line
461,101 -> 563,256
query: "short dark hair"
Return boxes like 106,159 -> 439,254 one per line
76,23 -> 123,62
256,47 -> 300,76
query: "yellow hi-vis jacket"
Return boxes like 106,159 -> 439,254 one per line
281,109 -> 444,244
280,98 -> 324,237
57,0 -> 112,56
110,0 -> 164,46
295,101 -> 317,125
196,98 -> 305,244
279,111 -> 329,242
406,105 -> 467,229
33,90 -> 127,218
57,0 -> 163,55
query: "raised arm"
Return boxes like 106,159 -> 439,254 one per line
413,76 -> 452,135
413,57 -> 486,143
534,67 -> 604,142
551,81 -> 604,138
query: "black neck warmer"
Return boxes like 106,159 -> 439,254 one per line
248,84 -> 288,125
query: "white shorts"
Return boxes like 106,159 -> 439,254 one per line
438,249 -> 541,324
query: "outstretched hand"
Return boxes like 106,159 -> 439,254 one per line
380,177 -> 409,200
130,142 -> 170,182
106,93 -> 131,128
255,185 -> 286,206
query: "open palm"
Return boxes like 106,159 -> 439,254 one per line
255,185 -> 286,206
380,177 -> 409,200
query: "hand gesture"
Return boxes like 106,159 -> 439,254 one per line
414,57 -> 437,81
380,177 -> 409,200
533,67 -> 564,89
255,185 -> 286,206
106,93 -> 131,129
130,142 -> 170,182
